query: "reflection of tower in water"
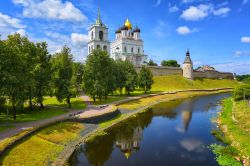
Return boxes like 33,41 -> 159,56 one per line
182,110 -> 192,132
116,126 -> 143,159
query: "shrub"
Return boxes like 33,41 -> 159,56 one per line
233,84 -> 250,101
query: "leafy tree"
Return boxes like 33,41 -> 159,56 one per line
147,59 -> 158,66
236,74 -> 250,84
53,46 -> 74,108
114,60 -> 127,94
161,60 -> 180,67
233,84 -> 250,101
34,42 -> 52,108
72,62 -> 84,93
138,66 -> 154,93
123,60 -> 137,95
83,49 -> 114,101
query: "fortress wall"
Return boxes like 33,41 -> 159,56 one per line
135,66 -> 182,76
193,70 -> 234,79
136,66 -> 234,79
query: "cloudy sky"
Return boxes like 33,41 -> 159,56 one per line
0,0 -> 249,74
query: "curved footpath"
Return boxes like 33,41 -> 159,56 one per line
53,88 -> 233,166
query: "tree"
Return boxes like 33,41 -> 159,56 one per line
53,46 -> 74,108
161,60 -> 180,67
123,60 -> 137,95
114,60 -> 127,94
147,59 -> 158,66
72,62 -> 84,93
233,84 -> 250,101
138,66 -> 154,93
83,49 -> 114,101
34,42 -> 52,108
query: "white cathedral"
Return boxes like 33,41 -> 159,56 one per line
88,9 -> 148,66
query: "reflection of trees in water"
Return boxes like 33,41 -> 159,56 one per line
182,110 -> 192,132
81,110 -> 154,165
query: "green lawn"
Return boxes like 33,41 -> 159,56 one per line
43,96 -> 86,109
0,96 -> 86,123
91,95 -> 127,105
0,125 -> 13,132
0,122 -> 84,166
151,75 -> 238,92
218,98 -> 250,164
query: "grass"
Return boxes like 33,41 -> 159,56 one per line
43,96 -> 86,109
0,121 -> 84,166
151,75 -> 238,92
0,126 -> 13,132
0,96 -> 86,123
118,90 -> 230,111
91,95 -> 127,105
98,114 -> 127,128
216,98 -> 250,164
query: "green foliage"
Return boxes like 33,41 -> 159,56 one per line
236,74 -> 250,84
52,46 -> 74,108
161,60 -> 180,67
233,84 -> 250,101
123,60 -> 138,95
147,59 -> 158,66
138,66 -> 154,93
211,129 -> 231,144
209,144 -> 242,166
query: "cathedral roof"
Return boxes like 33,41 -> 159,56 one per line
121,25 -> 129,31
115,28 -> 121,33
133,26 -> 141,33
125,18 -> 132,29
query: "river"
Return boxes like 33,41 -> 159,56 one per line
69,93 -> 230,166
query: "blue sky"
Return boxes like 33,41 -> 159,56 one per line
0,0 -> 249,74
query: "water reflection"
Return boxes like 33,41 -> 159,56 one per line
69,93 -> 231,166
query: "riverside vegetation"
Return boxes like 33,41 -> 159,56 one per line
210,84 -> 250,166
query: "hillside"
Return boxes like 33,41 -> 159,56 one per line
151,75 -> 238,92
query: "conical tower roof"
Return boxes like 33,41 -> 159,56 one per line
183,50 -> 193,64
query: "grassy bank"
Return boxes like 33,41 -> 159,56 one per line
0,96 -> 86,123
212,98 -> 250,165
0,122 -> 84,166
152,75 -> 238,92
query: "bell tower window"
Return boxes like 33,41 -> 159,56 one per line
99,31 -> 103,41
91,31 -> 93,40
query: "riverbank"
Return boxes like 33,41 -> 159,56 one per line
0,88 -> 233,166
215,98 -> 250,166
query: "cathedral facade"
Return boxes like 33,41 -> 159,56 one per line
88,10 -> 148,66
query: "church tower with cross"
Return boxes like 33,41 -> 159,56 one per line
88,8 -> 110,55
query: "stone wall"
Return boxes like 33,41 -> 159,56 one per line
136,66 -> 234,79
135,66 -> 182,76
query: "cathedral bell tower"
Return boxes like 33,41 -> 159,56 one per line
88,8 -> 110,55
182,50 -> 194,80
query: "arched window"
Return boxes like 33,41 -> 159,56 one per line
99,31 -> 103,41
138,48 -> 140,54
131,47 -> 133,53
103,45 -> 107,51
97,45 -> 101,49
91,31 -> 93,40
124,46 -> 127,53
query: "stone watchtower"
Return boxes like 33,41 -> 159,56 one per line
182,50 -> 193,80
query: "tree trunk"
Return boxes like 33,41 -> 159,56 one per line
40,102 -> 44,108
12,97 -> 16,120
67,96 -> 71,108
29,94 -> 33,110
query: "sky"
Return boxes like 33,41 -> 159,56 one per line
0,0 -> 250,74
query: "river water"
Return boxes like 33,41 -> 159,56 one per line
69,93 -> 230,166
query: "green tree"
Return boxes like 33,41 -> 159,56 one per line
53,46 -> 74,108
72,62 -> 84,93
147,59 -> 158,66
161,60 -> 180,67
138,66 -> 154,93
123,60 -> 137,95
83,49 -> 114,101
233,84 -> 250,101
34,42 -> 52,108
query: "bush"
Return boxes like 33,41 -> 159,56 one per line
0,97 -> 6,109
233,84 -> 250,101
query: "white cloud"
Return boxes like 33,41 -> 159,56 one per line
153,21 -> 171,37
154,0 -> 161,7
180,138 -> 204,152
71,33 -> 88,47
180,4 -> 211,21
0,12 -> 26,29
241,36 -> 250,43
182,0 -> 194,3
234,51 -> 250,57
12,0 -> 88,22
176,26 -> 196,35
213,61 -> 250,75
180,4 -> 231,21
168,3 -> 179,13
15,29 -> 26,36
213,7 -> 231,16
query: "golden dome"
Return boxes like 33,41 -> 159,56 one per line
124,151 -> 132,159
124,18 -> 132,29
